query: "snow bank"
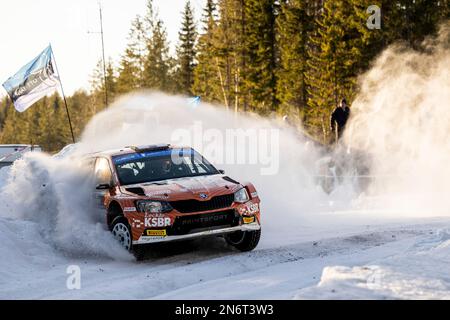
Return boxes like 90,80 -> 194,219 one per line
295,229 -> 450,299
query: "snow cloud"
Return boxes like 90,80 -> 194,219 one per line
345,22 -> 450,215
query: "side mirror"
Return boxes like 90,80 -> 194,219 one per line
218,169 -> 225,174
96,183 -> 111,190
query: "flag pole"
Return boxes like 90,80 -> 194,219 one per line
51,46 -> 75,144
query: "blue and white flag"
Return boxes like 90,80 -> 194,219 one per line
2,45 -> 60,112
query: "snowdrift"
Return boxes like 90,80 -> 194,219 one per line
296,228 -> 450,299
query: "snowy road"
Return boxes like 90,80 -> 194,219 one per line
1,215 -> 449,299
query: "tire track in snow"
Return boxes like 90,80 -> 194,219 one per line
43,226 -> 429,299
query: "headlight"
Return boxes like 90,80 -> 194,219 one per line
234,187 -> 250,203
136,200 -> 172,213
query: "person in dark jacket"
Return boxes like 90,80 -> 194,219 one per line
330,98 -> 350,141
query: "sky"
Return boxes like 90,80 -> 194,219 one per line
0,0 -> 205,96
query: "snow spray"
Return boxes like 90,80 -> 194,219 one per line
345,22 -> 450,215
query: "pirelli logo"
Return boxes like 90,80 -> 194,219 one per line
146,229 -> 167,237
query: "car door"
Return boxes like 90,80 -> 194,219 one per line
93,157 -> 113,212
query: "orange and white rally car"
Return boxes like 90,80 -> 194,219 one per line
88,144 -> 261,259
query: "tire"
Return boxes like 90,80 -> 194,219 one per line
225,229 -> 261,252
111,217 -> 146,261
131,244 -> 146,261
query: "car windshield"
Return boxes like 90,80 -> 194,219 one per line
112,148 -> 219,185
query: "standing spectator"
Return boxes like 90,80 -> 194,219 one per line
330,98 -> 350,142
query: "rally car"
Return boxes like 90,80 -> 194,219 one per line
0,144 -> 42,169
88,144 -> 261,260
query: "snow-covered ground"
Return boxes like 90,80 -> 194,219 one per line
1,158 -> 449,299
0,208 -> 449,299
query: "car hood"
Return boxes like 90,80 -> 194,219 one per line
122,174 -> 241,201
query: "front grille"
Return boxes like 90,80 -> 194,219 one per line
167,209 -> 239,236
170,193 -> 234,213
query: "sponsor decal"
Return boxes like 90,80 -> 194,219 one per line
180,213 -> 229,226
123,207 -> 137,212
144,214 -> 172,227
131,218 -> 144,229
247,203 -> 259,214
146,229 -> 167,237
145,189 -> 172,199
237,207 -> 247,215
243,216 -> 255,224
250,191 -> 258,198
237,202 -> 259,215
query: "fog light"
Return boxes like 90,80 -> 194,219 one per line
243,216 -> 255,224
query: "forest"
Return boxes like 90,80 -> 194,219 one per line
0,0 -> 448,151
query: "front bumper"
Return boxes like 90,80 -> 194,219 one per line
133,221 -> 261,245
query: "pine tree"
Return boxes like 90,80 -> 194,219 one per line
89,59 -> 108,112
211,0 -> 249,111
137,0 -> 175,92
381,0 -> 449,48
211,0 -> 238,109
276,0 -> 315,122
106,60 -> 117,100
0,105 -> 16,144
144,19 -> 174,92
192,0 -> 220,102
35,96 -> 54,149
305,0 -> 379,142
51,94 -> 72,150
117,15 -> 147,94
244,0 -> 279,113
0,96 -> 11,131
66,90 -> 91,139
176,1 -> 198,95
89,58 -> 117,111
1,100 -> 37,147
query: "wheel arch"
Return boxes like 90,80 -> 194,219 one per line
107,200 -> 125,229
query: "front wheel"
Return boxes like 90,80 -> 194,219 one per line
225,229 -> 261,252
111,218 -> 145,261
